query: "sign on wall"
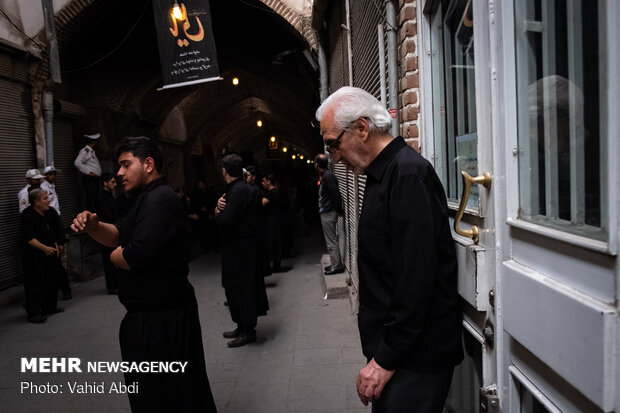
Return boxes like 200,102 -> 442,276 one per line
152,0 -> 220,89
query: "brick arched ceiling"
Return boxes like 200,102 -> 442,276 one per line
54,0 -> 321,159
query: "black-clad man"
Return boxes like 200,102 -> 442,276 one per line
215,154 -> 268,347
316,87 -> 463,412
71,136 -> 216,412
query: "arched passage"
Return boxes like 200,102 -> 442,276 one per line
52,0 -> 321,188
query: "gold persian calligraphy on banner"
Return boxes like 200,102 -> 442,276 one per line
169,3 -> 205,47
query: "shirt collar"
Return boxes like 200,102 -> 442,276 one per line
364,136 -> 406,180
142,177 -> 166,193
226,177 -> 242,191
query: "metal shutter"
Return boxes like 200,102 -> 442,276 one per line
0,55 -> 35,289
346,169 -> 358,284
334,163 -> 348,269
327,0 -> 349,92
53,120 -> 81,229
350,0 -> 386,98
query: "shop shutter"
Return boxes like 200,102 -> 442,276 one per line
333,163 -> 348,269
327,0 -> 349,92
0,54 -> 35,289
350,0 -> 387,98
53,119 -> 81,229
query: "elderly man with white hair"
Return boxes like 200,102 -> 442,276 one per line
315,87 -> 463,412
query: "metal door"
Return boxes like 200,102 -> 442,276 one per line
421,0 -> 620,412
419,0 -> 497,411
497,1 -> 619,411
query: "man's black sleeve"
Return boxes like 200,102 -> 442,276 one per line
20,211 -> 35,245
373,174 -> 437,371
214,185 -> 248,227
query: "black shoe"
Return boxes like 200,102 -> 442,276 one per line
43,307 -> 65,315
323,265 -> 332,272
61,290 -> 72,300
227,334 -> 256,348
325,266 -> 345,275
28,314 -> 47,323
222,328 -> 240,339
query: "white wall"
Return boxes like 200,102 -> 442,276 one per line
281,0 -> 312,16
0,0 -> 72,54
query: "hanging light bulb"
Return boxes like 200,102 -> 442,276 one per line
172,2 -> 183,20
257,120 -> 262,127
270,136 -> 276,142
282,147 -> 288,153
292,155 -> 296,159
232,77 -> 239,86
299,155 -> 304,160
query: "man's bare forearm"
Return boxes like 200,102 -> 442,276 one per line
88,222 -> 120,247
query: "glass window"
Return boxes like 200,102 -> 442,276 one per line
520,386 -> 552,413
429,0 -> 479,208
515,0 -> 606,240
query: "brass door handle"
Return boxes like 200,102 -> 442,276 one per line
454,171 -> 492,243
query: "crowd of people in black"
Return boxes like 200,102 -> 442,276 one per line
18,134 -> 318,327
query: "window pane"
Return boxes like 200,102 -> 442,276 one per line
520,385 -> 552,413
430,0 -> 479,207
515,0 -> 606,239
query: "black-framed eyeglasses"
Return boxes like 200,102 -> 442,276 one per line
325,129 -> 346,153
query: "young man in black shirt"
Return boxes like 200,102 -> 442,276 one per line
316,87 -> 463,412
215,154 -> 268,347
71,136 -> 216,412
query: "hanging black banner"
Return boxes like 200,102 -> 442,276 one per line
152,0 -> 220,89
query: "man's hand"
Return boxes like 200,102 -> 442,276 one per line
71,211 -> 99,233
43,245 -> 57,257
356,358 -> 395,406
215,195 -> 226,213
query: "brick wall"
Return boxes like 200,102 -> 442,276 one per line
398,0 -> 421,152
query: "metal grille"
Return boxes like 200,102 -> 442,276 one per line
350,0 -> 386,99
0,73 -> 35,289
53,120 -> 81,229
333,163 -> 348,269
327,0 -> 350,92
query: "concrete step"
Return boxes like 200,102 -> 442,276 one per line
320,254 -> 350,299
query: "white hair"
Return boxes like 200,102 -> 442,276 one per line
315,86 -> 392,134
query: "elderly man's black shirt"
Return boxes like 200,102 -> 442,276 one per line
21,206 -> 65,254
358,137 -> 463,372
115,178 -> 191,311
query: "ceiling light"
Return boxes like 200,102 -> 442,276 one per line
232,77 -> 239,86
292,155 -> 296,159
257,120 -> 262,127
282,147 -> 288,152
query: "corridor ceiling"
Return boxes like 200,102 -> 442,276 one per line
55,0 -> 321,160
